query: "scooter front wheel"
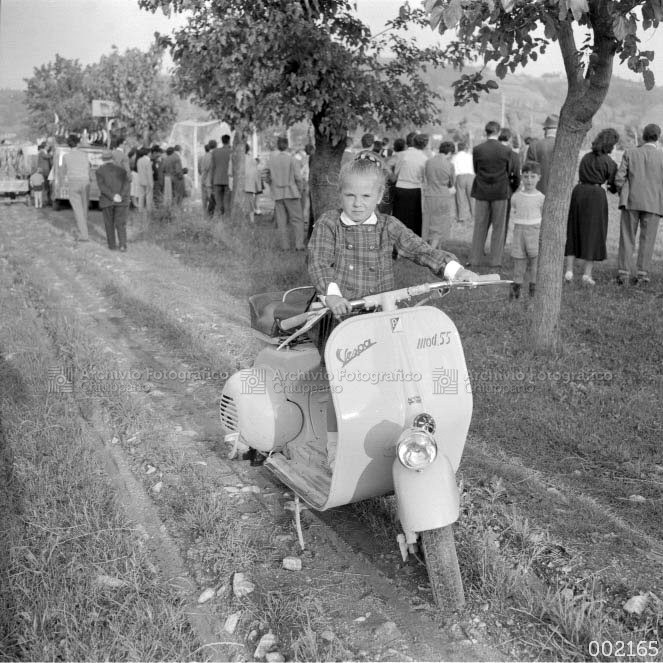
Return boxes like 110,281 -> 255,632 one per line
420,525 -> 465,612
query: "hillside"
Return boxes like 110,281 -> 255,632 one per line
3,67 -> 662,146
419,66 -> 663,146
0,90 -> 30,141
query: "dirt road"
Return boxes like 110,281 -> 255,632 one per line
0,204 -> 505,661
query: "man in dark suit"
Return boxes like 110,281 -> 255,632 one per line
96,151 -> 131,251
615,123 -> 663,285
498,128 -> 522,242
210,134 -> 232,218
527,114 -> 558,195
469,121 -> 518,268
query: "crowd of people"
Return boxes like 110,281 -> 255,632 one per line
326,116 -> 660,295
302,117 -> 661,351
27,118 -> 661,288
28,134 -> 198,251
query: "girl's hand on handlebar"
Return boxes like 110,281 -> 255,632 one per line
452,267 -> 481,282
326,295 -> 352,318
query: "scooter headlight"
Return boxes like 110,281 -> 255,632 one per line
396,427 -> 437,470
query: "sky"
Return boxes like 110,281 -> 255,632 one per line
1,0 -> 663,89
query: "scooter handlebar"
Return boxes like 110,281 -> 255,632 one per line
279,311 -> 311,331
404,275 -> 508,298
278,277 -> 509,330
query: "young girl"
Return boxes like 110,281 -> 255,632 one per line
308,153 -> 478,329
29,170 -> 45,208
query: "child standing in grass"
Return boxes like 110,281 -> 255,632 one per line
308,153 -> 479,326
509,161 -> 545,299
29,170 -> 44,208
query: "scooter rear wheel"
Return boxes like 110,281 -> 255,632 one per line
420,525 -> 465,612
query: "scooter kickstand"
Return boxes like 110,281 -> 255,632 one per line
294,495 -> 306,551
225,432 -> 248,460
397,533 -> 408,562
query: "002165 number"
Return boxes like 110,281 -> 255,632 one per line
588,641 -> 659,658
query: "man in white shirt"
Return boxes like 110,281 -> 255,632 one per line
136,147 -> 154,215
451,141 -> 475,224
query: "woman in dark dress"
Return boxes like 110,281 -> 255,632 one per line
564,128 -> 619,285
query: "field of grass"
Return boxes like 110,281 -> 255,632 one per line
138,197 -> 662,659
139,202 -> 663,519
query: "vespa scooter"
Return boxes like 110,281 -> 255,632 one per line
219,276 -> 505,611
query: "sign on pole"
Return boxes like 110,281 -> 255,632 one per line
91,99 -> 119,117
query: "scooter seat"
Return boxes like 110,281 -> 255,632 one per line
248,287 -> 316,337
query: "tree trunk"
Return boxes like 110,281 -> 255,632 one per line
231,123 -> 248,223
310,120 -> 346,223
530,12 -> 615,351
530,121 -> 586,349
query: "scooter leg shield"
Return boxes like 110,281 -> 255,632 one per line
393,454 -> 460,537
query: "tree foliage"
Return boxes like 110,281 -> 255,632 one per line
138,0 -> 456,218
24,46 -> 177,140
25,55 -> 92,134
426,0 -> 657,106
140,0 -> 446,144
89,45 -> 177,140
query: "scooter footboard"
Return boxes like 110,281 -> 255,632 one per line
393,454 -> 460,536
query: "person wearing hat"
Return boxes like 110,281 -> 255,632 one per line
527,114 -> 558,195
96,150 -> 131,251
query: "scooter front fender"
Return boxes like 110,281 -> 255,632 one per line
393,453 -> 459,540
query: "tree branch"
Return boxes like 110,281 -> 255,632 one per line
557,20 -> 582,89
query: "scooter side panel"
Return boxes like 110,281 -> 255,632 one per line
322,306 -> 472,509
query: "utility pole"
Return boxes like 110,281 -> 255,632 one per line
500,93 -> 506,127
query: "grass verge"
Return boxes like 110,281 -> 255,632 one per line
3,251 -> 351,661
135,206 -> 309,297
137,203 -> 663,661
0,263 -> 197,661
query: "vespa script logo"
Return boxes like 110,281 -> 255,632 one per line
336,338 -> 377,368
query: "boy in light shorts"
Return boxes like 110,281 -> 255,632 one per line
510,161 -> 545,299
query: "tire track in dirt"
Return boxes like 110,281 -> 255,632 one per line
1,209 -> 504,661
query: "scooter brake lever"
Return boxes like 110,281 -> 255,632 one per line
414,286 -> 451,307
